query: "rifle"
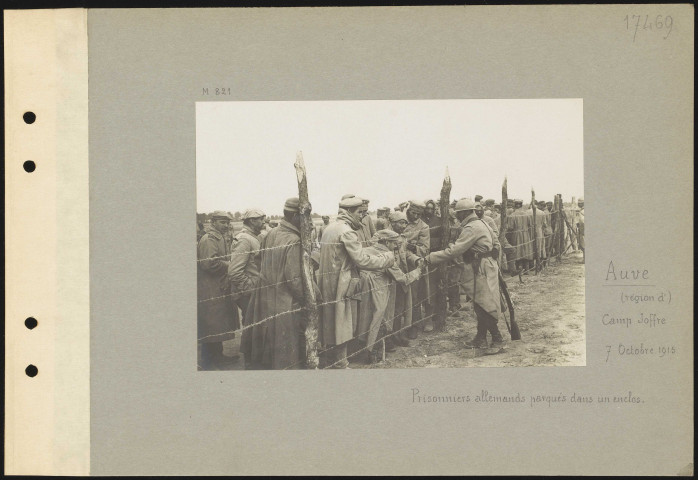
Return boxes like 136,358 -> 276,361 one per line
498,268 -> 521,340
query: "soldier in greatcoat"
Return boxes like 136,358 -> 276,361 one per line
228,209 -> 264,366
402,200 -> 430,338
357,230 -> 423,364
426,198 -> 506,352
318,196 -> 394,369
197,211 -> 239,370
387,211 -> 422,346
242,198 -> 320,370
508,199 -> 533,273
360,198 -> 377,245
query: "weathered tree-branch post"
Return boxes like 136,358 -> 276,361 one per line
500,177 -> 508,259
434,167 -> 452,331
531,189 -> 539,274
294,152 -> 320,369
556,194 -> 564,261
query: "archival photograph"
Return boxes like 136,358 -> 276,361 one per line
196,99 -> 585,371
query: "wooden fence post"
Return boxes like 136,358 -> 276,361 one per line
294,152 -> 320,369
531,188 -> 539,274
501,177 -> 513,273
435,167 -> 452,331
501,177 -> 508,246
557,194 -> 564,260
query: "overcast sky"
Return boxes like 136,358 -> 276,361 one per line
196,99 -> 583,216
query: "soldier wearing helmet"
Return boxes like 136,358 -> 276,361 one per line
425,198 -> 506,352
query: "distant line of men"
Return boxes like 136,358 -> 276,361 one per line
197,194 -> 583,370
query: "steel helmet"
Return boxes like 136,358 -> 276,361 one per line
454,198 -> 476,212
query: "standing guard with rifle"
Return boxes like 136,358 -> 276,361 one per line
424,198 -> 507,354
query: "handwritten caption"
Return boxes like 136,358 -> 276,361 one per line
411,388 -> 644,408
602,261 -> 677,363
624,15 -> 673,42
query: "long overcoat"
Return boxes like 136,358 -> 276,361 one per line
228,227 -> 261,300
197,228 -> 239,343
403,218 -> 430,307
387,232 -> 419,331
529,207 -> 547,259
508,209 -> 533,261
241,220 -> 308,369
318,210 -> 393,347
357,243 -> 421,349
427,213 -> 501,317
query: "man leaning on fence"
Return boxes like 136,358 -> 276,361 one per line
357,229 -> 423,364
318,196 -> 395,369
403,200 -> 431,337
387,211 -> 421,346
242,198 -> 321,370
197,211 -> 239,370
426,198 -> 506,353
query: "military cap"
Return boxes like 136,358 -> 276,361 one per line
361,197 -> 370,204
474,195 -> 483,202
424,199 -> 436,208
485,198 -> 495,206
283,197 -> 300,212
339,196 -> 363,208
242,208 -> 265,220
211,210 -> 233,220
321,215 -> 330,219
513,199 -> 524,206
577,198 -> 584,203
407,200 -> 425,211
371,229 -> 400,243
341,194 -> 356,200
389,211 -> 408,223
454,198 -> 476,212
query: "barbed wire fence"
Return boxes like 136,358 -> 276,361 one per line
197,157 -> 584,369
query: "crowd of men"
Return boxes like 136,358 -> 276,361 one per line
197,194 -> 585,370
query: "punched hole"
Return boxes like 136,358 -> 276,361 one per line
25,317 -> 38,329
23,161 -> 36,173
25,365 -> 38,377
23,112 -> 36,124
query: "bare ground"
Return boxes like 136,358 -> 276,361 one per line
355,251 -> 586,369
217,251 -> 585,370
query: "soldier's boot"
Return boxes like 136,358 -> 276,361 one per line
465,321 -> 488,349
384,335 -> 397,353
486,319 -> 506,354
394,333 -> 412,347
367,345 -> 382,365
